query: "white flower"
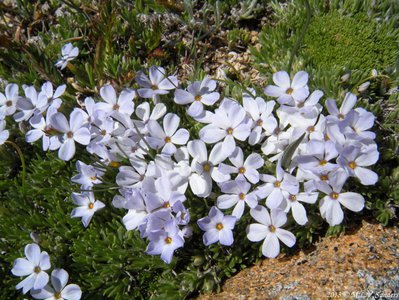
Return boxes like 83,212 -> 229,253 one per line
146,113 -> 189,155
71,160 -> 103,188
11,243 -> 51,294
217,179 -> 258,219
326,92 -> 357,124
13,85 -> 41,122
55,43 -> 79,70
31,269 -> 82,300
197,207 -> 237,246
134,102 -> 166,134
187,140 -> 230,197
297,140 -> 339,175
89,110 -> 115,145
218,147 -> 264,184
174,76 -> 220,117
256,162 -> 299,209
96,85 -> 135,116
26,108 -> 61,151
146,220 -> 184,264
199,103 -> 251,157
136,66 -> 178,100
343,108 -> 376,141
246,206 -> 296,258
0,83 -> 20,116
317,173 -> 364,226
37,82 -> 65,113
0,118 -> 9,145
71,192 -> 105,227
282,190 -> 318,225
242,91 -> 275,145
337,145 -> 379,185
50,110 -> 91,161
264,71 -> 309,105
116,158 -> 151,189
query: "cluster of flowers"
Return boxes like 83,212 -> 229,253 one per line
1,53 -> 379,266
11,243 -> 81,299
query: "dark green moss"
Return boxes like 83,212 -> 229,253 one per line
303,11 -> 398,72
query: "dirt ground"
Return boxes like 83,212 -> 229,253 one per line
197,220 -> 399,299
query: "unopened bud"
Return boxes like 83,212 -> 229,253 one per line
371,69 -> 378,77
358,81 -> 370,93
340,73 -> 350,82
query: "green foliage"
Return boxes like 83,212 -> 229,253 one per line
303,11 -> 398,73
227,28 -> 251,51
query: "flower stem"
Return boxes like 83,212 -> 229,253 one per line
5,141 -> 26,195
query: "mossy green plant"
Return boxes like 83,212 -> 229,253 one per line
302,11 -> 398,72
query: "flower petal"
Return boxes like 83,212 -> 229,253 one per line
273,71 -> 290,89
58,139 -> 75,161
51,268 -> 69,292
25,244 -> 40,266
100,85 -> 116,104
250,205 -> 271,225
199,125 -> 226,144
338,192 -> 364,212
61,284 -> 82,300
262,233 -> 280,258
246,223 -> 267,242
275,228 -> 296,247
11,258 -> 34,276
291,71 -> 308,88
171,129 -> 189,145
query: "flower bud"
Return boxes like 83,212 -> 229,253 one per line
358,81 -> 370,93
340,73 -> 350,82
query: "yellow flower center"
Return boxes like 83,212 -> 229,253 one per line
330,192 -> 339,200
90,176 -> 97,181
226,127 -> 234,135
269,225 -> 276,232
164,136 -> 171,143
195,95 -> 202,101
6,100 -> 12,107
324,133 -> 330,141
109,161 -> 121,168
113,104 -> 120,111
274,180 -> 281,188
203,163 -> 211,172
151,85 -> 158,90
307,126 -> 315,133
88,203 -> 94,209
320,174 -> 328,181
216,223 -> 224,230
289,194 -> 296,202
239,193 -> 246,200
101,129 -> 107,136
163,201 -> 170,208
286,87 -> 294,95
256,119 -> 263,126
319,160 -> 327,166
297,102 -> 304,108
238,167 -> 246,174
165,237 -> 172,244
67,131 -> 73,139
34,266 -> 41,273
54,292 -> 62,299
338,113 -> 345,120
348,161 -> 357,169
